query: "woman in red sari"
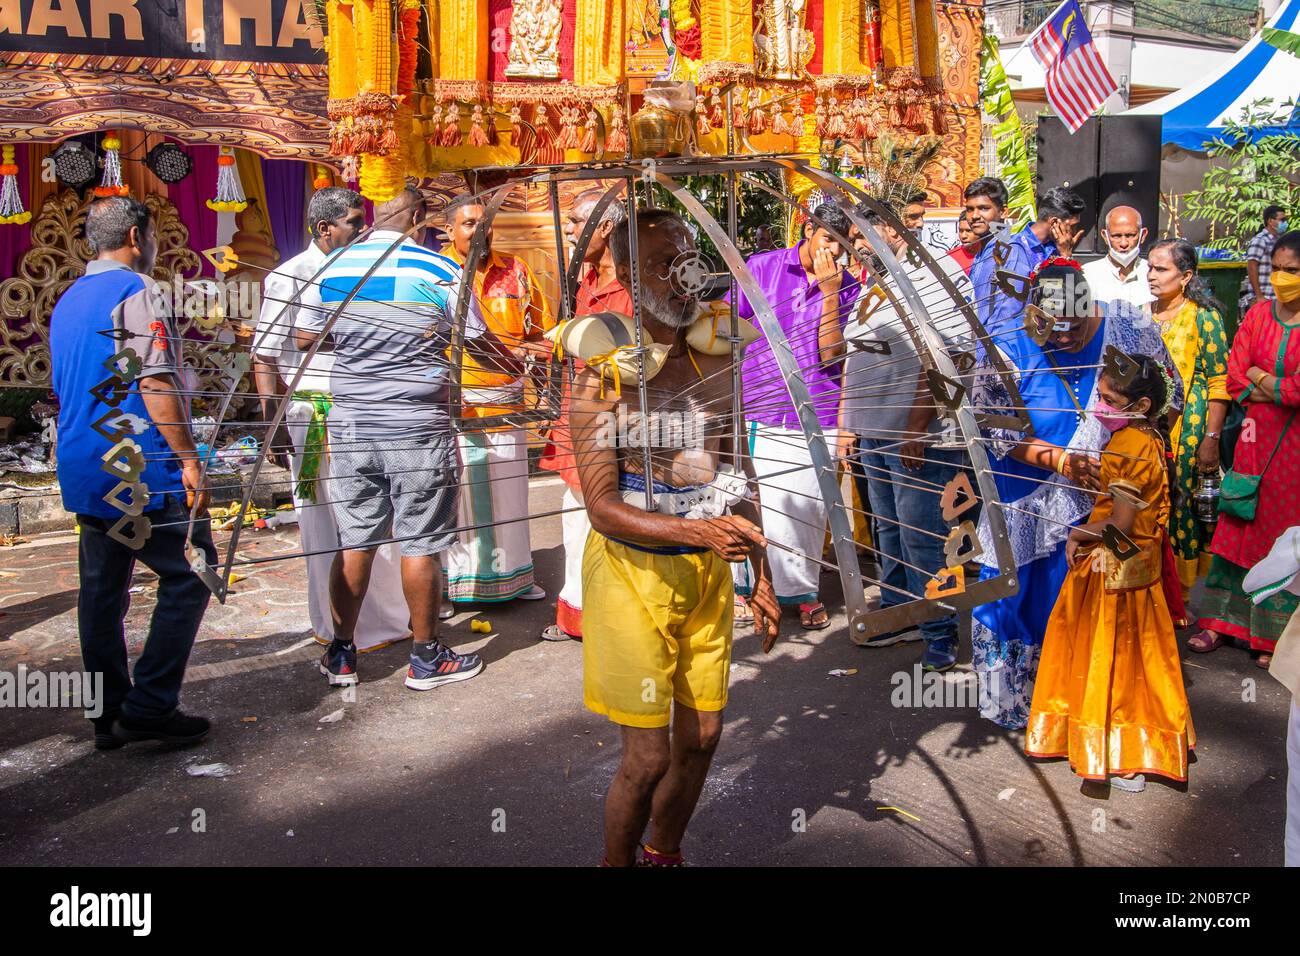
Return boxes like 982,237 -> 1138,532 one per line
1193,231 -> 1300,667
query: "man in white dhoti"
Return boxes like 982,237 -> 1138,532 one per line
440,195 -> 554,604
727,203 -> 857,630
536,189 -> 630,641
252,187 -> 409,651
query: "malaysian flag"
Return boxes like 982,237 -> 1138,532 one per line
1028,0 -> 1118,132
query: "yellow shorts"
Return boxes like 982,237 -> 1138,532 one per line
581,532 -> 734,728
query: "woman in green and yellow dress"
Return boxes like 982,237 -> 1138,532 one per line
1146,239 -> 1230,623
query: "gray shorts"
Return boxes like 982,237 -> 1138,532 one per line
330,434 -> 460,557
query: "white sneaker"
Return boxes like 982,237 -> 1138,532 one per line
518,585 -> 547,601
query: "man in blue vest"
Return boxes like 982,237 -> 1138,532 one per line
50,196 -> 215,750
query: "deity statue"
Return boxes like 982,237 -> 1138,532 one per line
505,0 -> 563,79
753,0 -> 815,81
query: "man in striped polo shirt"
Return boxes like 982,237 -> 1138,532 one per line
296,185 -> 520,690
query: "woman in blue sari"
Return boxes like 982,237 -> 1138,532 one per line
972,258 -> 1181,729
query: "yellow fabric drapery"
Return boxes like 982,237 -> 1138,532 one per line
879,0 -> 917,71
355,0 -> 392,95
699,0 -> 753,83
822,0 -> 873,79
436,0 -> 489,82
327,0 -> 358,103
572,0 -> 625,87
235,148 -> 271,228
914,0 -> 940,77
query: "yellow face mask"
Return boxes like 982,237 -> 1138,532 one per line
1272,270 -> 1300,306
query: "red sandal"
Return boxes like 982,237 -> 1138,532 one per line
799,601 -> 830,631
1186,629 -> 1225,653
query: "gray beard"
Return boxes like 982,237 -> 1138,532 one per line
643,286 -> 699,329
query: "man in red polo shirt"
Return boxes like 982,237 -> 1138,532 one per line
539,188 -> 630,641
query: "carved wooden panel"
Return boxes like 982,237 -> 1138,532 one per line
0,188 -> 239,401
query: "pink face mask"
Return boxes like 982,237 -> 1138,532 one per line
1092,399 -> 1135,433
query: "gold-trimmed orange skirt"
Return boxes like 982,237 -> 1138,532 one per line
1026,542 -> 1195,782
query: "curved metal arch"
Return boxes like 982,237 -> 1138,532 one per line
785,159 -> 1031,434
562,181 -> 626,313
444,180 -> 526,416
781,162 -> 1022,637
182,221 -> 385,600
650,170 -> 871,637
207,179 -> 521,601
442,178 -> 568,434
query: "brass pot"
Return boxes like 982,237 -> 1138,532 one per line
631,103 -> 690,159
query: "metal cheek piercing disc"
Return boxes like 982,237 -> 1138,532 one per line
668,250 -> 712,298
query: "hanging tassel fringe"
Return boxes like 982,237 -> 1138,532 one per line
94,133 -> 130,198
206,147 -> 248,213
0,145 -> 31,224
604,105 -> 628,154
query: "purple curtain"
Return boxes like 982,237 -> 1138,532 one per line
168,145 -> 220,277
261,157 -> 308,261
1,146 -> 34,279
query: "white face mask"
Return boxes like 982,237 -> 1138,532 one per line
1104,231 -> 1145,268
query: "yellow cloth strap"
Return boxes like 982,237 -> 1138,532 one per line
687,348 -> 704,381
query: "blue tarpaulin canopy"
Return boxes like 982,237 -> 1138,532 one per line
1126,0 -> 1300,150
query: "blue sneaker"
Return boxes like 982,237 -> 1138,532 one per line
319,640 -> 359,687
861,626 -> 922,648
406,643 -> 484,691
921,636 -> 958,673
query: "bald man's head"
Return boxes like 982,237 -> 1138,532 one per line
1101,204 -> 1147,267
1105,205 -> 1142,232
374,185 -> 425,232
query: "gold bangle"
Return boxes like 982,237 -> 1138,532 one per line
1056,450 -> 1069,475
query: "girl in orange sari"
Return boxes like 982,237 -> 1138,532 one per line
1027,355 -> 1195,792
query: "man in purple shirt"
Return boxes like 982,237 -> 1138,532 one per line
729,203 -> 858,630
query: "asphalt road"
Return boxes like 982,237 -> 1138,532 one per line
0,476 -> 1290,866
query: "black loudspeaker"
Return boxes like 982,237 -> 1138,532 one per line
1036,115 -> 1161,257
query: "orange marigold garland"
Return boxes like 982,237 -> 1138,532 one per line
0,145 -> 30,224
396,0 -> 420,100
312,164 -> 333,190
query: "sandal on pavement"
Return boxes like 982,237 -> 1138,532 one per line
1256,653 -> 1273,669
733,595 -> 754,627
799,602 -> 831,631
1186,629 -> 1224,653
540,624 -> 577,643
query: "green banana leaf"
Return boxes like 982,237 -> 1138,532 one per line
1262,27 -> 1300,59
